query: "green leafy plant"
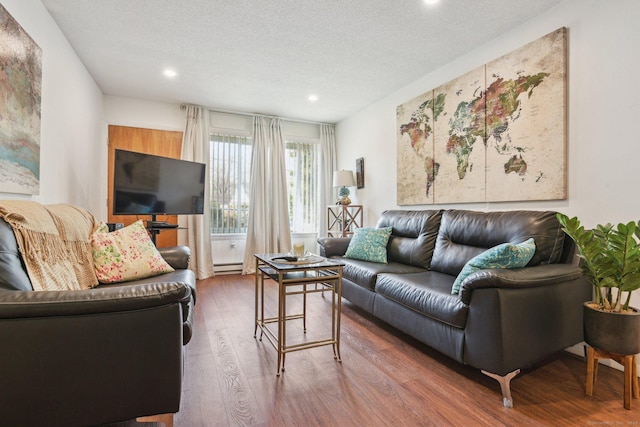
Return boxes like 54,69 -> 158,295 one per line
557,213 -> 640,312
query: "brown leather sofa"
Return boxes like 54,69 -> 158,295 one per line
319,209 -> 592,407
0,217 -> 196,426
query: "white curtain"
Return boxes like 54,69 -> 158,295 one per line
180,105 -> 215,279
242,116 -> 292,274
319,124 -> 337,237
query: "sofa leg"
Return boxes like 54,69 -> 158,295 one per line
137,413 -> 174,427
481,369 -> 520,408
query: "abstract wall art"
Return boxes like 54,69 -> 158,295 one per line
397,28 -> 566,205
356,157 -> 364,189
0,4 -> 42,195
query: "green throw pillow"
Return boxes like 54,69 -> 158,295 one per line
451,238 -> 536,295
344,226 -> 393,264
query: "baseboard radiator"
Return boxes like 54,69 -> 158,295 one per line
214,263 -> 243,275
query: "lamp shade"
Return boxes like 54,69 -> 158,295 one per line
333,170 -> 355,188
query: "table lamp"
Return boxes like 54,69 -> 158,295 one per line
333,170 -> 355,205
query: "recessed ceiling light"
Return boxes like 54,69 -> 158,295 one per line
424,0 -> 440,5
163,69 -> 177,78
308,94 -> 318,102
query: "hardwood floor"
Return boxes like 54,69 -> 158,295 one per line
175,275 -> 640,426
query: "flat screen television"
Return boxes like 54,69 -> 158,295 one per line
113,149 -> 206,216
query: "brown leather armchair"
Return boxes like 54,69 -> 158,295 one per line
0,218 -> 196,426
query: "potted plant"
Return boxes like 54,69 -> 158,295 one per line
557,213 -> 640,355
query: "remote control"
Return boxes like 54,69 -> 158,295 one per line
272,256 -> 298,262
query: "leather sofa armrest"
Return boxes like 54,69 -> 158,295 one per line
458,264 -> 585,305
0,282 -> 192,320
462,265 -> 592,376
158,245 -> 191,269
317,237 -> 351,257
0,284 -> 187,426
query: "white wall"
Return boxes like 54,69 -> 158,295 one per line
0,0 -> 104,212
103,95 -> 184,132
336,0 -> 640,365
337,0 -> 640,226
101,95 -> 185,220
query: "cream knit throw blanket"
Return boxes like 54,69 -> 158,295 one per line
0,201 -> 98,291
46,203 -> 98,289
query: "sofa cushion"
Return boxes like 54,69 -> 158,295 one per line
431,210 -> 565,276
345,226 -> 392,263
91,220 -> 175,283
337,257 -> 426,291
451,238 -> 536,295
376,210 -> 443,269
376,271 -> 469,329
0,218 -> 32,291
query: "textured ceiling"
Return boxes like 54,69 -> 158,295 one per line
41,0 -> 565,123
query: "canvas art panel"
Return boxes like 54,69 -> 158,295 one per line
485,28 -> 567,202
396,90 -> 435,205
432,66 -> 486,203
356,157 -> 365,189
0,5 -> 42,195
397,28 -> 566,205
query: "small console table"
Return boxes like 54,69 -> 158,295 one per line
327,204 -> 363,237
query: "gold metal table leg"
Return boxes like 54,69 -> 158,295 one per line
277,271 -> 284,376
303,282 -> 307,333
254,258 -> 259,338
334,272 -> 342,362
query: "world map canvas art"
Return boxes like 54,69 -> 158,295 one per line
0,5 -> 42,195
397,28 -> 566,205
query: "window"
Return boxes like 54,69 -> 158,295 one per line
210,134 -> 251,234
209,134 -> 321,235
285,140 -> 320,233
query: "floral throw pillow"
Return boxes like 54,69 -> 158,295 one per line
451,238 -> 536,295
91,220 -> 174,283
344,226 -> 393,264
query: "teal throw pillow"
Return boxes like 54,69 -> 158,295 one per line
451,238 -> 536,295
344,226 -> 393,264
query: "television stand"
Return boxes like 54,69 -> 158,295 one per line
148,221 -> 178,229
146,215 -> 179,246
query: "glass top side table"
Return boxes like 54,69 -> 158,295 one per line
253,253 -> 345,375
